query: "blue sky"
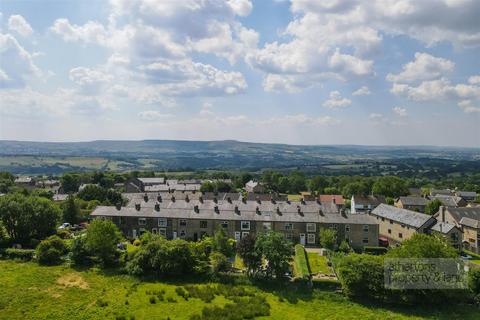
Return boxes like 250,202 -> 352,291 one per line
1,0 -> 479,147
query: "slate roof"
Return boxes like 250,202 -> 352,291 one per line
431,221 -> 457,234
430,195 -> 464,207
371,204 -> 434,228
446,207 -> 480,227
15,177 -> 33,183
397,196 -> 428,206
353,195 -> 386,206
456,191 -> 477,198
138,177 -> 165,185
430,189 -> 454,196
92,199 -> 377,225
459,217 -> 480,229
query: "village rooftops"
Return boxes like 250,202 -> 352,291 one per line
91,202 -> 377,225
137,177 -> 166,185
245,180 -> 260,188
397,196 -> 428,206
319,195 -> 345,205
444,207 -> 480,225
430,195 -> 464,207
352,195 -> 386,206
456,191 -> 477,199
15,177 -> 34,183
371,204 -> 434,229
431,221 -> 457,234
459,217 -> 480,229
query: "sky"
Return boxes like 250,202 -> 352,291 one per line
0,0 -> 479,147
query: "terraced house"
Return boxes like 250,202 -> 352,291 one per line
91,193 -> 379,249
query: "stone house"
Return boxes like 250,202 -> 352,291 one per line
435,206 -> 480,253
395,196 -> 428,213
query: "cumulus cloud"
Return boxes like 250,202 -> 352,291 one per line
323,91 -> 352,108
458,100 -> 480,113
386,52 -> 454,83
8,15 -> 33,37
138,111 -> 174,121
392,106 -> 407,117
0,33 -> 41,88
352,86 -> 371,96
369,113 -> 384,120
69,67 -> 113,95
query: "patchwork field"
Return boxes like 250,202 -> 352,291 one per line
1,260 -> 479,320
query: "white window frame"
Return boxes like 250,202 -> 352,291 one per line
363,225 -> 369,232
151,228 -> 158,234
329,224 -> 338,230
158,218 -> 167,228
179,219 -> 187,227
234,231 -> 241,241
263,222 -> 272,231
200,220 -> 208,229
345,224 -> 350,232
307,233 -> 316,244
159,228 -> 166,237
241,221 -> 250,231
285,233 -> 293,241
242,231 -> 250,238
362,237 -> 369,244
138,218 -> 146,226
285,223 -> 293,231
221,221 -> 229,228
306,223 -> 316,233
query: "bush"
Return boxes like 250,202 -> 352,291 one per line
209,252 -> 230,273
36,235 -> 67,265
190,296 -> 270,320
4,248 -> 35,261
70,236 -> 91,266
363,246 -> 388,255
469,268 -> 480,295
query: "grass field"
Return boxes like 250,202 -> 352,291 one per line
307,253 -> 333,275
293,245 -> 310,279
1,260 -> 480,320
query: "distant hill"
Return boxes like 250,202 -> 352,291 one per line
0,140 -> 479,175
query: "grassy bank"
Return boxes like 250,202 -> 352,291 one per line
0,260 -> 479,320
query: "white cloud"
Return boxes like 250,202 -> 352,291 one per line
392,106 -> 407,117
458,100 -> 480,113
468,75 -> 480,85
8,15 -> 33,37
352,86 -> 371,96
69,67 -> 113,95
328,49 -> 373,77
386,52 -> 454,83
369,113 -> 384,120
50,19 -> 109,45
323,91 -> 352,108
138,111 -> 174,121
0,33 -> 41,88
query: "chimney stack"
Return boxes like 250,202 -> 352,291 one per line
135,203 -> 141,211
227,196 -> 232,204
185,195 -> 190,203
157,194 -> 162,202
171,196 -> 176,202
235,205 -> 240,214
115,203 -> 122,210
143,193 -> 149,202
440,206 -> 446,222
194,205 -> 199,213
154,203 -> 160,211
332,197 -> 336,205
256,207 -> 261,215
214,205 -> 219,214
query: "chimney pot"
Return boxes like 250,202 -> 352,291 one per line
115,203 -> 122,210
154,203 -> 160,211
214,205 -> 219,214
144,193 -> 149,202
171,196 -> 175,202
135,203 -> 141,211
194,205 -> 199,213
185,195 -> 190,202
157,194 -> 162,202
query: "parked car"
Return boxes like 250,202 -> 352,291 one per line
58,223 -> 71,230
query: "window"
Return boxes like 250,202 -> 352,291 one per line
241,221 -> 250,230
388,229 -> 391,234
345,224 -> 350,232
221,221 -> 229,229
200,220 -> 208,229
139,228 -> 146,235
235,232 -> 241,241
307,233 -> 316,244
263,222 -> 272,231
362,237 -> 369,244
138,218 -> 146,225
285,223 -> 293,231
381,217 -> 385,222
158,218 -> 167,228
179,230 -> 186,238
399,233 -> 403,239
306,223 -> 316,232
151,228 -> 158,234
363,225 -> 369,232
179,219 -> 187,226
451,233 -> 458,241
329,224 -> 338,230
285,233 -> 293,241
119,216 -> 125,224
242,231 -> 250,237
345,236 -> 350,242
159,228 -> 166,237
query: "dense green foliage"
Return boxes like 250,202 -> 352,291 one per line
293,245 -> 310,279
319,228 -> 337,250
236,234 -> 261,276
255,231 -> 294,278
85,220 -> 122,266
212,226 -> 235,258
3,248 -> 35,261
62,195 -> 80,224
0,194 -> 60,245
77,185 -> 124,206
36,235 -> 67,265
425,199 -> 443,215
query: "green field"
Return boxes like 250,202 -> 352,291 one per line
1,260 -> 479,320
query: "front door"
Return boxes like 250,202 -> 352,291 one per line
234,232 -> 241,241
132,229 -> 137,239
173,231 -> 177,239
300,233 -> 306,246
193,232 -> 198,242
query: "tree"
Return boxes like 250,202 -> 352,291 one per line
200,181 -> 215,193
342,182 -> 369,198
288,171 -> 307,194
320,228 -> 337,250
0,172 -> 15,193
236,233 -> 261,276
277,177 -> 290,193
255,231 -> 293,279
387,233 -> 457,258
324,187 -> 340,195
85,219 -> 121,266
62,195 -> 80,224
70,236 -> 91,266
77,185 -> 123,206
212,225 -> 234,257
372,176 -> 408,198
36,235 -> 67,265
0,194 -> 60,245
338,240 -> 352,254
61,174 -> 80,193
425,199 -> 443,215
309,176 -> 328,193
